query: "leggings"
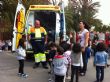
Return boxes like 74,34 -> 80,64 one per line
18,60 -> 24,74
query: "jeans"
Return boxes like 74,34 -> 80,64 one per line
96,66 -> 104,82
80,50 -> 87,74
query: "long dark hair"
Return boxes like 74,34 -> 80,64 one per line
80,21 -> 90,30
72,43 -> 81,53
18,38 -> 25,49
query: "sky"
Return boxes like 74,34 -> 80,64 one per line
94,0 -> 110,25
63,0 -> 110,25
52,0 -> 68,6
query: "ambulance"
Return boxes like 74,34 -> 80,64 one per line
12,0 -> 66,56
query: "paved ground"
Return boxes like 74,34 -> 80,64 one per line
0,51 -> 110,82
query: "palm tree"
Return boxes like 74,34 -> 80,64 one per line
65,0 -> 81,32
68,0 -> 100,31
79,0 -> 100,25
65,4 -> 74,32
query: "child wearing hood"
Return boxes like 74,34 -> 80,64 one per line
53,46 -> 68,82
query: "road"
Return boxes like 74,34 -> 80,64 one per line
0,51 -> 110,82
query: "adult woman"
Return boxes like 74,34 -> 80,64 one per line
79,21 -> 90,76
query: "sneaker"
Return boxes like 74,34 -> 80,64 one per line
48,78 -> 52,81
80,73 -> 85,76
66,76 -> 71,79
48,78 -> 54,82
17,73 -> 22,76
21,74 -> 28,78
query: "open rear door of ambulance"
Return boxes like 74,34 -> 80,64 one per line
12,0 -> 26,51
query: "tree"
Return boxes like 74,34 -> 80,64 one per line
0,0 -> 50,40
79,0 -> 100,25
65,4 -> 74,32
65,0 -> 80,32
92,19 -> 103,31
68,0 -> 100,31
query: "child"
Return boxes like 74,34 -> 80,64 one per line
16,38 -> 28,78
47,42 -> 57,82
94,42 -> 108,82
48,42 -> 57,69
70,43 -> 83,82
53,46 -> 68,82
63,43 -> 72,78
